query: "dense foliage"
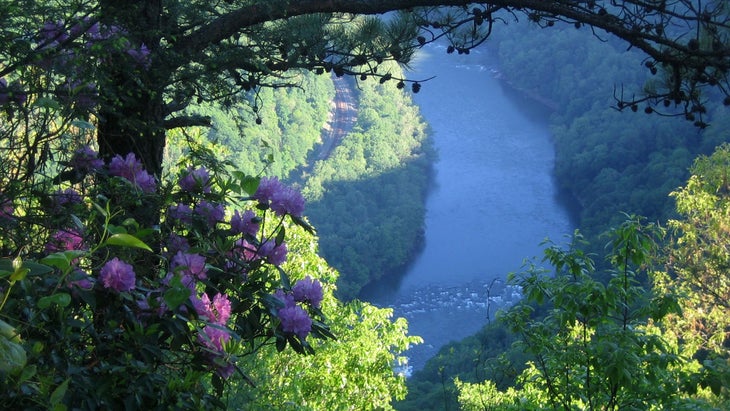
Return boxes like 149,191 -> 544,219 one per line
177,73 -> 335,180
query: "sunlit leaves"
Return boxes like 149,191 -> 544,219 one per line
488,218 -> 689,410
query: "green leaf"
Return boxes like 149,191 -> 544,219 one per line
38,293 -> 71,309
277,266 -> 291,290
0,259 -> 53,277
19,364 -> 36,384
0,336 -> 27,374
238,174 -> 260,195
92,201 -> 108,217
9,268 -> 28,282
33,97 -> 61,110
106,225 -> 128,235
163,276 -> 191,310
290,215 -> 316,234
49,378 -> 70,406
275,226 -> 286,246
40,251 -> 86,271
103,233 -> 153,252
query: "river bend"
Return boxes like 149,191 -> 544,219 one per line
362,44 -> 574,373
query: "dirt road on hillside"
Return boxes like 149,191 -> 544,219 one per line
318,76 -> 358,160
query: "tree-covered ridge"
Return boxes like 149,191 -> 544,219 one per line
487,22 -> 727,249
166,71 -> 335,180
304,64 -> 435,300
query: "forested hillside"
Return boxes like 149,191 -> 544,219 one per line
493,24 -> 725,245
166,72 -> 335,179
304,65 -> 434,300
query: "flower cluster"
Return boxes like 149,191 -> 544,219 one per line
275,289 -> 313,339
194,200 -> 225,226
273,276 -> 324,340
52,188 -> 82,211
292,276 -> 324,308
69,146 -> 104,172
99,257 -> 136,292
155,161 -> 322,374
109,153 -> 157,193
36,18 -> 151,69
8,146 -> 327,388
1,18 -> 153,112
45,228 -> 84,254
230,209 -> 260,237
179,166 -> 212,194
254,176 -> 305,217
192,292 -> 234,377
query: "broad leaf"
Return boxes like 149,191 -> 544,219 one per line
103,233 -> 153,252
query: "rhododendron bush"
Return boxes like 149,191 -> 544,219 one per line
0,142 -> 334,409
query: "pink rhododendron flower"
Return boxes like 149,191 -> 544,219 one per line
52,188 -> 82,210
69,145 -> 104,172
45,229 -> 84,253
194,200 -> 225,226
274,289 -> 296,308
193,292 -> 231,325
259,240 -> 288,266
274,289 -> 312,339
278,305 -> 312,339
253,176 -> 305,217
99,257 -> 136,292
67,269 -> 94,290
269,185 -> 305,217
164,233 -> 190,258
199,325 -> 230,352
168,203 -> 193,224
126,43 -> 151,68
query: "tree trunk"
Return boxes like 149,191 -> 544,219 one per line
96,0 -> 165,176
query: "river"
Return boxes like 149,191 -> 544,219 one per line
360,44 -> 575,373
